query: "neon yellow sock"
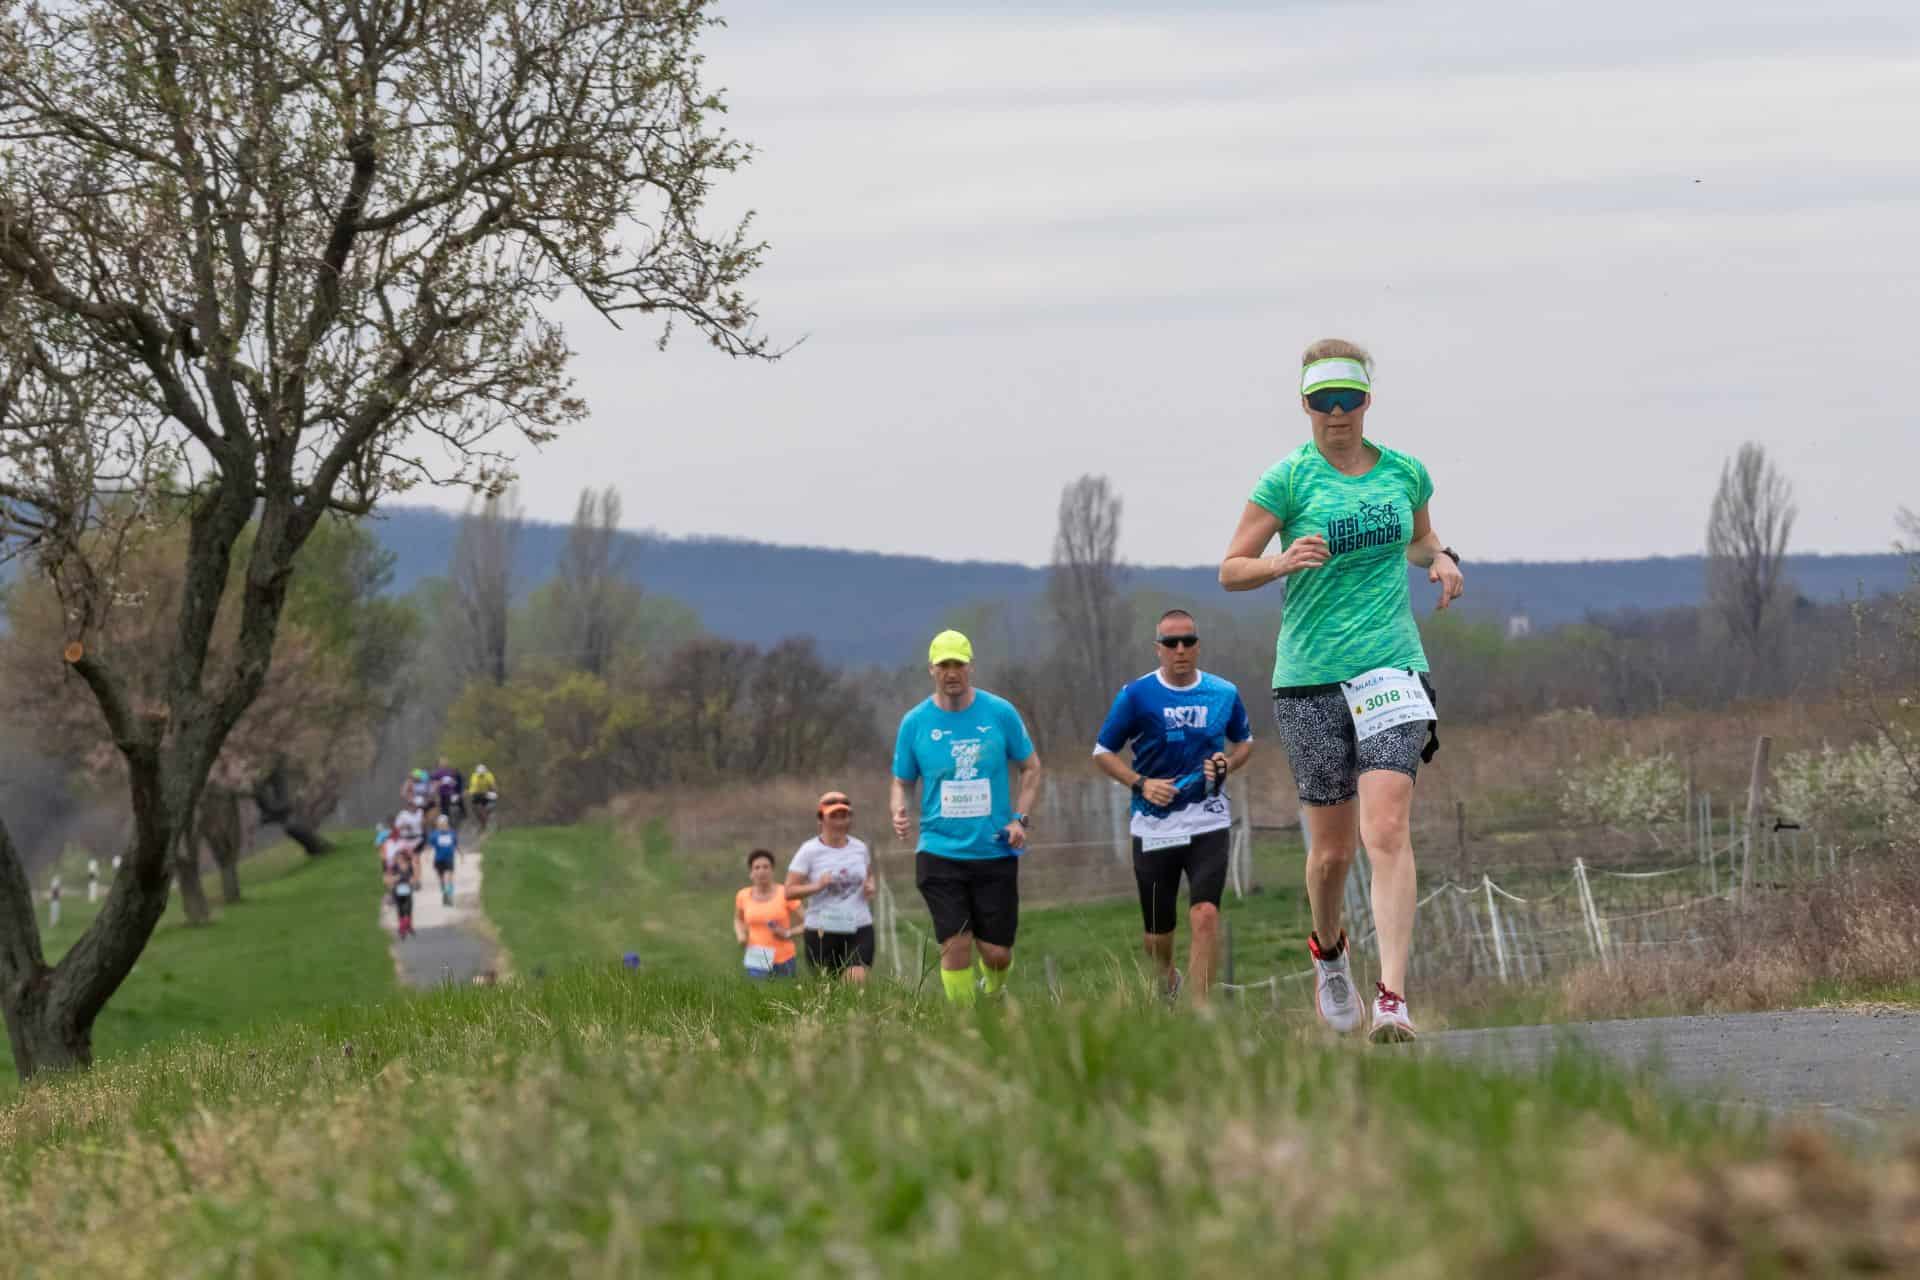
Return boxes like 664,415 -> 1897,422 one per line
982,957 -> 1011,996
940,967 -> 977,1007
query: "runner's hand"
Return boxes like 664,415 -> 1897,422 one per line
1202,752 -> 1230,785
891,807 -> 912,840
1140,778 -> 1179,808
1429,553 -> 1465,610
1003,819 -> 1028,851
1272,535 -> 1329,577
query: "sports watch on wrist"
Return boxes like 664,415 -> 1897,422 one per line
1012,812 -> 1031,829
1129,777 -> 1145,798
1440,546 -> 1462,568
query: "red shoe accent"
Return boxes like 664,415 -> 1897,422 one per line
1375,982 -> 1406,1015
1308,930 -> 1347,961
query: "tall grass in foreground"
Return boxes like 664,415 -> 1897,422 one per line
5,967 -> 1913,1277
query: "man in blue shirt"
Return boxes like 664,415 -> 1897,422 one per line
891,630 -> 1044,1006
1091,609 -> 1253,1002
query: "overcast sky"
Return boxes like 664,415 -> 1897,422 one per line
419,0 -> 1919,567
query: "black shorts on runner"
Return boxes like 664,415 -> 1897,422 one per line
915,852 -> 1020,948
1132,827 -> 1231,935
1271,674 -> 1438,807
805,926 -> 877,973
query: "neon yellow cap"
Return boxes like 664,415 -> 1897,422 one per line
928,630 -> 973,665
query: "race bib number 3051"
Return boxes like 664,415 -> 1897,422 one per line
939,779 -> 992,819
1339,667 -> 1436,744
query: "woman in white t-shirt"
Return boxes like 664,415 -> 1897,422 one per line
785,790 -> 877,983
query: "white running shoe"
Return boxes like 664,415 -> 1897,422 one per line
1368,982 -> 1417,1044
1309,932 -> 1362,1034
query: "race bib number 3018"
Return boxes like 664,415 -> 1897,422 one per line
939,779 -> 992,819
1339,667 -> 1436,744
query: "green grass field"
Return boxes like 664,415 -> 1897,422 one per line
484,820 -> 1320,995
3,964 -> 1797,1277
1,838 -> 394,1086
5,821 -> 1915,1275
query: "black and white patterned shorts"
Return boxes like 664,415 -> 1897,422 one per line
1271,675 -> 1436,807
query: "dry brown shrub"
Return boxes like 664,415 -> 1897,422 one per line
1557,850 -> 1920,1021
1513,1128 -> 1920,1277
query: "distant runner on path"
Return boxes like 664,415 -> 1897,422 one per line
890,630 -> 1043,1007
785,790 -> 875,984
735,850 -> 799,980
428,814 -> 459,907
388,843 -> 420,940
469,763 -> 499,834
429,756 -> 465,830
1218,338 -> 1464,1043
1091,609 -> 1253,1004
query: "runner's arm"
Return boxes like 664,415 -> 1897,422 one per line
1220,504 -> 1325,590
783,871 -> 827,900
1013,751 -> 1044,820
1406,504 -> 1464,609
1091,749 -> 1142,790
733,901 -> 748,945
890,776 -> 914,841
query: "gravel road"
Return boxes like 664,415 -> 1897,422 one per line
1421,1008 -> 1919,1141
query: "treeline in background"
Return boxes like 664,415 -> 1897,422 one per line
5,443 -> 1916,876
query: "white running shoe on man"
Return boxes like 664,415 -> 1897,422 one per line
1308,931 -> 1362,1033
1368,982 -> 1417,1043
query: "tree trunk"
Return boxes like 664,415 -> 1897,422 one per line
2,973 -> 91,1078
282,820 -> 331,857
171,830 -> 214,925
200,787 -> 244,903
0,817 -> 99,1075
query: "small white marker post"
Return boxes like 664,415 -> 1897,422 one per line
48,875 -> 62,929
87,858 -> 100,903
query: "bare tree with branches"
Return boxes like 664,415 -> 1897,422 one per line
1706,443 -> 1796,691
553,486 -> 634,677
0,0 -> 768,1076
451,491 -> 523,686
1047,474 -> 1129,729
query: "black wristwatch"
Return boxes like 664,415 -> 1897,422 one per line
1129,777 -> 1145,798
1012,812 -> 1031,829
1439,546 -> 1462,568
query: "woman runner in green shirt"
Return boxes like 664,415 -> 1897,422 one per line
1218,338 -> 1465,1042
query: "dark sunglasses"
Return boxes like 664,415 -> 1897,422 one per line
1306,387 -> 1367,414
1155,634 -> 1199,648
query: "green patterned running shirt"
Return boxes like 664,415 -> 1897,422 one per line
1249,439 -> 1433,688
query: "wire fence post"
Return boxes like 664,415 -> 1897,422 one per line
1483,875 -> 1509,984
1741,735 -> 1771,907
1574,858 -> 1609,972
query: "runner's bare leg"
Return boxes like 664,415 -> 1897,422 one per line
1356,771 -> 1417,994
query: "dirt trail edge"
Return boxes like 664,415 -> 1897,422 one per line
1419,1008 -> 1919,1142
382,831 -> 508,989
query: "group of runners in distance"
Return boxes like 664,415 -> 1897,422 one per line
377,758 -> 501,940
733,337 -> 1465,1042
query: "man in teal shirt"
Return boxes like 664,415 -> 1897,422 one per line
890,630 -> 1044,1006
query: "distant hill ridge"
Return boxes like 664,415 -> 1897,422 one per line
368,507 -> 1910,668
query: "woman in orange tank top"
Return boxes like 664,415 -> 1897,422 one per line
734,848 -> 800,979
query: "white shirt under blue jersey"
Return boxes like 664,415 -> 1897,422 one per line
1093,670 -> 1252,839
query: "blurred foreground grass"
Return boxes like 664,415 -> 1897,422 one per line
2,966 -> 1783,1278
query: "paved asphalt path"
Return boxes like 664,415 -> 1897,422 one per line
382,829 -> 503,989
1420,1008 -> 1919,1141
